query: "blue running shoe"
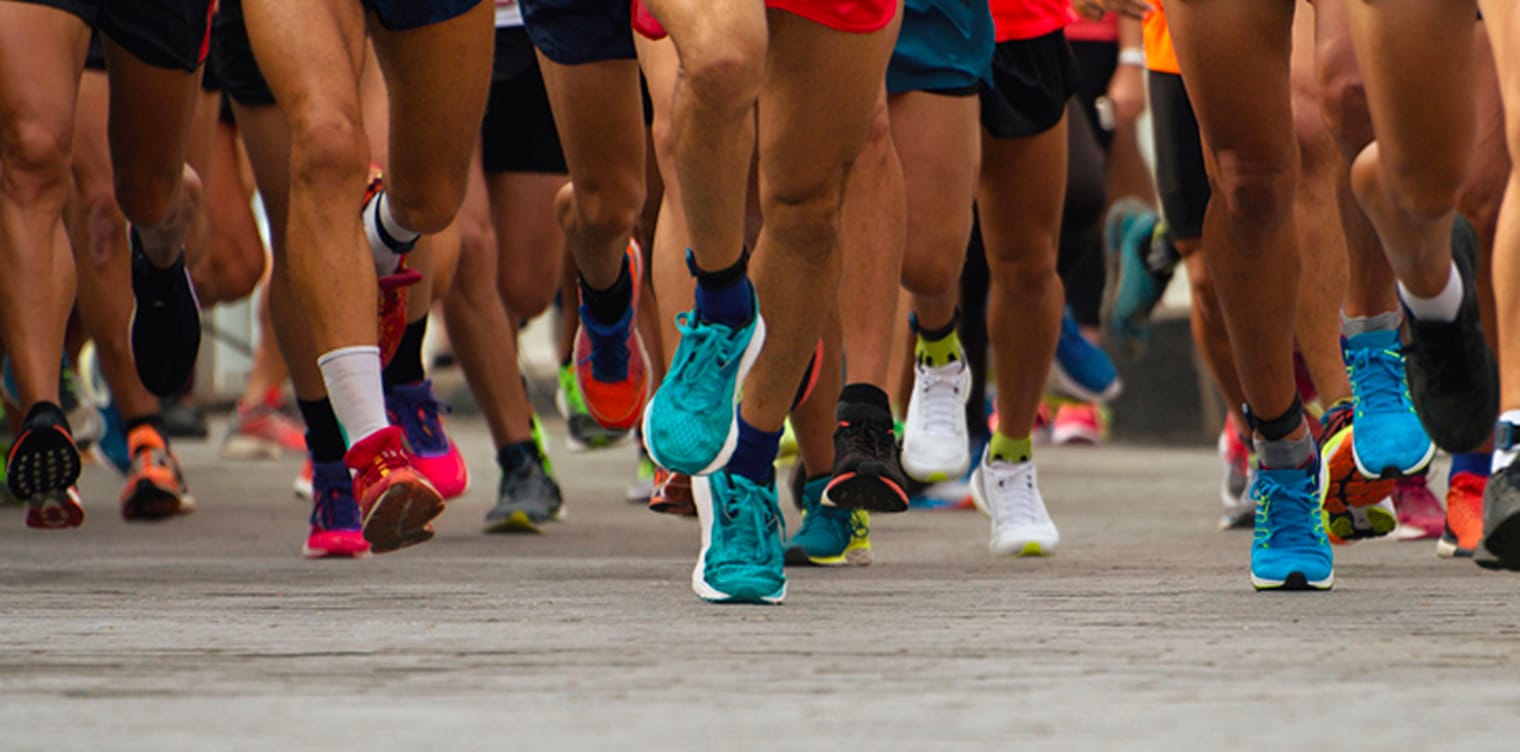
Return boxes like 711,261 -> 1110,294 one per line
1250,460 -> 1334,591
1343,329 -> 1435,479
1101,201 -> 1169,354
644,307 -> 765,476
786,476 -> 872,566
692,470 -> 786,604
1051,310 -> 1122,403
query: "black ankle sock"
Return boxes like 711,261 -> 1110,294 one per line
23,401 -> 69,432
298,398 -> 347,463
497,439 -> 539,469
125,414 -> 166,438
912,310 -> 960,342
579,256 -> 633,326
838,383 -> 891,414
1248,396 -> 1304,442
693,251 -> 748,290
383,318 -> 428,391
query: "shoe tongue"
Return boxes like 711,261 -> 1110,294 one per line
1347,327 -> 1399,351
835,401 -> 890,426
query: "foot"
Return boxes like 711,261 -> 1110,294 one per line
1101,199 -> 1170,355
346,426 -> 444,554
386,380 -> 469,500
483,442 -> 562,534
304,461 -> 371,559
1217,424 -> 1254,530
1437,471 -> 1486,558
25,487 -> 85,530
7,403 -> 84,528
824,401 -> 909,513
1051,310 -> 1122,403
1402,219 -> 1499,453
1249,460 -> 1334,591
643,305 -> 765,476
1318,403 -> 1397,541
1051,402 -> 1109,446
120,423 -> 194,521
1390,474 -> 1444,541
969,451 -> 1058,557
691,470 -> 786,604
129,230 -> 202,397
649,467 -> 695,517
1342,329 -> 1435,478
293,458 -> 314,501
785,475 -> 871,567
573,241 -> 651,431
901,355 -> 972,483
557,363 -> 630,451
626,446 -> 656,504
1476,465 -> 1520,571
222,398 -> 307,460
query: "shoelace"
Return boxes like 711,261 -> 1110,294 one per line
1251,474 -> 1323,549
839,417 -> 897,461
1348,346 -> 1414,417
916,365 -> 966,437
672,314 -> 739,403
392,392 -> 451,454
714,477 -> 783,571
582,313 -> 632,382
989,464 -> 1041,527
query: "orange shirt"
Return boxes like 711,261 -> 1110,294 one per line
1142,2 -> 1180,75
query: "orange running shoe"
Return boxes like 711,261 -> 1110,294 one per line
573,240 -> 651,431
1437,471 -> 1486,558
649,467 -> 695,517
364,173 -> 423,368
120,423 -> 194,521
1319,402 -> 1396,541
345,425 -> 444,553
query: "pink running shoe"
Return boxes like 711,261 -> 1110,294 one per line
385,379 -> 469,500
223,391 -> 306,460
303,460 -> 371,559
1052,402 -> 1108,445
1391,473 -> 1445,541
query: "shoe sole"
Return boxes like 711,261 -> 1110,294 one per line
220,435 -> 288,461
1323,429 -> 1398,540
783,545 -> 873,567
1476,509 -> 1520,571
1050,364 -> 1123,405
362,476 -> 445,553
7,426 -> 82,500
121,478 -> 185,521
482,510 -> 545,534
643,314 -> 767,478
1350,439 -> 1436,481
302,543 -> 373,560
691,476 -> 785,605
1252,571 -> 1335,591
26,489 -> 84,530
824,471 -> 909,513
901,453 -> 970,485
992,541 -> 1055,557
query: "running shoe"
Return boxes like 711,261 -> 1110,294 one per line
1319,403 -> 1397,541
1403,217 -> 1498,454
901,352 -> 971,483
293,458 -> 315,501
969,449 -> 1058,556
120,423 -> 194,521
650,467 -> 696,516
825,400 -> 910,513
7,403 -> 84,528
777,419 -> 799,464
129,229 -> 201,397
573,241 -> 651,431
1249,459 -> 1333,591
60,365 -> 103,449
1218,420 -> 1254,529
643,300 -> 765,477
1390,474 -> 1445,541
691,469 -> 786,604
386,379 -> 469,500
1476,465 -> 1520,571
556,363 -> 630,451
1051,310 -> 1122,404
222,398 -> 307,460
786,475 -> 871,567
484,442 -> 562,534
627,446 -> 657,504
304,461 -> 371,559
346,425 -> 444,554
97,398 -> 131,475
1101,201 -> 1170,355
1342,329 -> 1434,478
1051,402 -> 1109,446
1437,471 -> 1486,558
1030,402 -> 1052,445
160,395 -> 209,439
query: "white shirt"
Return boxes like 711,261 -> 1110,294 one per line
496,0 -> 523,28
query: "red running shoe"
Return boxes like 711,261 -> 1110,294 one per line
346,426 -> 444,553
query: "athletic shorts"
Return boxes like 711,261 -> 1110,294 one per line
364,0 -> 484,31
26,0 -> 212,72
520,0 -> 636,65
979,29 -> 1078,139
482,27 -> 568,174
887,0 -> 994,96
212,0 -> 276,108
1148,70 -> 1209,240
633,0 -> 895,40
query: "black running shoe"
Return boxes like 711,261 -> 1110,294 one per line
130,230 -> 202,397
1402,215 -> 1498,454
824,401 -> 910,513
7,402 -> 84,529
483,442 -> 563,534
1477,464 -> 1520,571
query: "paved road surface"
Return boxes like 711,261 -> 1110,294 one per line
3,414 -> 1518,751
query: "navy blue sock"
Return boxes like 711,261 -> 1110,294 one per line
727,411 -> 781,485
1451,451 -> 1492,479
690,250 -> 754,329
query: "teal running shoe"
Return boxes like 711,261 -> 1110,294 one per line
1343,328 -> 1435,479
786,476 -> 872,567
692,470 -> 786,604
644,307 -> 765,476
1101,200 -> 1170,355
1250,460 -> 1334,591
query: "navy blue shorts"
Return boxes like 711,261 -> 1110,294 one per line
364,0 -> 484,31
520,0 -> 636,66
887,0 -> 993,96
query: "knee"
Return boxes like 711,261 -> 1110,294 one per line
388,179 -> 466,234
680,33 -> 766,118
1209,149 -> 1296,230
573,176 -> 645,242
1318,69 -> 1373,152
287,109 -> 370,192
902,249 -> 962,299
112,165 -> 183,226
761,175 -> 847,261
988,247 -> 1059,296
0,119 -> 71,204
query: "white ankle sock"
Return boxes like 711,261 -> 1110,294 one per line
363,192 -> 418,276
1397,261 -> 1463,323
1493,409 -> 1520,474
317,346 -> 389,446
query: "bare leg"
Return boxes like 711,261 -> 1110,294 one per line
837,92 -> 905,389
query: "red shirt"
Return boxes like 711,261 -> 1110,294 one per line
991,0 -> 1074,42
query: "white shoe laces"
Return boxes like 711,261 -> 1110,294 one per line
986,461 -> 1043,528
915,363 -> 967,437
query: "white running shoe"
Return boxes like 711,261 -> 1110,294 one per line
901,358 -> 972,482
970,453 -> 1059,556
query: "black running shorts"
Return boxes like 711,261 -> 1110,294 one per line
979,29 -> 1079,139
212,0 -> 276,108
26,0 -> 212,72
1148,70 -> 1210,240
482,27 -> 568,174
